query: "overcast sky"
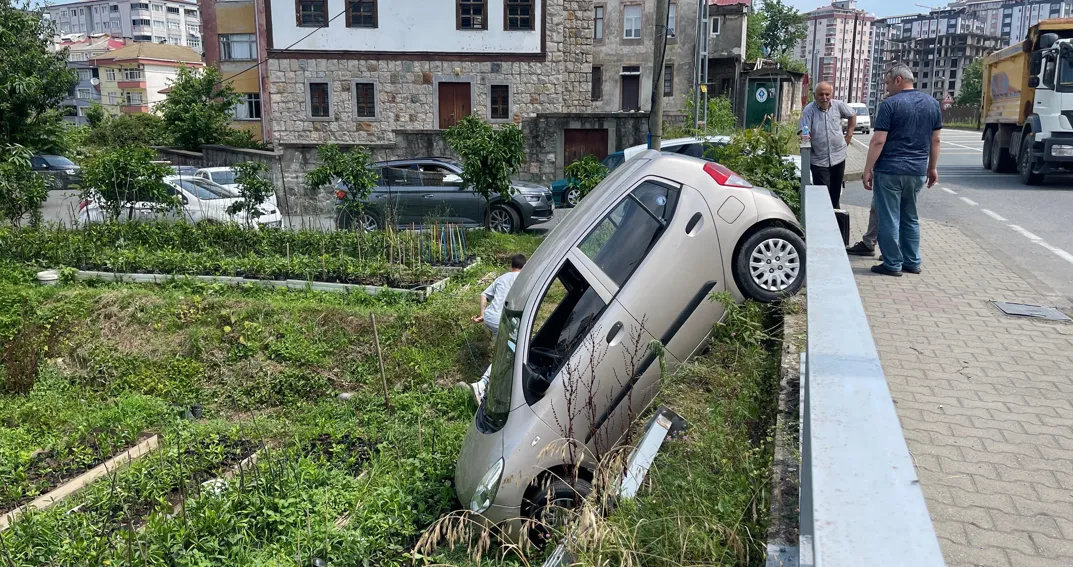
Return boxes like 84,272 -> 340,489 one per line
783,0 -> 933,19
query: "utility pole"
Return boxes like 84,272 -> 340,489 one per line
649,0 -> 670,150
847,11 -> 859,102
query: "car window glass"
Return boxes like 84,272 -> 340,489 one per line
31,157 -> 47,169
173,179 -> 235,200
524,260 -> 607,405
1044,56 -> 1058,89
579,181 -> 680,288
381,166 -> 423,187
854,106 -> 869,116
676,144 -> 705,158
210,170 -> 236,185
45,156 -> 76,168
602,153 -> 625,170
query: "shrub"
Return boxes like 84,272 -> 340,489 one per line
80,146 -> 176,221
226,161 -> 276,227
0,144 -> 48,228
563,155 -> 609,203
710,121 -> 801,215
87,113 -> 170,148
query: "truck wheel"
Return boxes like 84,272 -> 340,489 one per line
982,129 -> 994,170
991,134 -> 1017,173
1018,135 -> 1044,186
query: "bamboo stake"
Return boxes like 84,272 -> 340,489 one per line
370,314 -> 392,412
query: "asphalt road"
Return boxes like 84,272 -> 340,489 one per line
841,128 -> 1073,302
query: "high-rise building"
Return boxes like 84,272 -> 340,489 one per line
44,0 -> 203,54
795,0 -> 875,104
951,0 -> 1073,46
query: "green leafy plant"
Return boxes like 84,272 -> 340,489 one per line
306,144 -> 380,228
80,146 -> 176,221
226,162 -> 275,227
563,155 -> 609,204
956,57 -> 983,106
0,144 -> 48,228
156,65 -> 241,151
758,0 -> 807,58
443,115 -> 525,229
84,103 -> 105,128
87,112 -> 170,148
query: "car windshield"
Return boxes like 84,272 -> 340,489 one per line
854,107 -> 869,116
210,170 -> 237,185
173,178 -> 237,200
602,153 -> 625,170
1060,57 -> 1073,88
45,156 -> 77,168
479,309 -> 521,432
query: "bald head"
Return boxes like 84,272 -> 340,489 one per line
814,82 -> 834,110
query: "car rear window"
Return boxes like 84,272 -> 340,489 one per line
174,179 -> 236,200
210,171 -> 237,185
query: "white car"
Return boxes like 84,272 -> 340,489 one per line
844,103 -> 872,134
78,175 -> 283,227
194,166 -> 281,212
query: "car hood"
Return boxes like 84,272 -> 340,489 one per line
511,180 -> 548,193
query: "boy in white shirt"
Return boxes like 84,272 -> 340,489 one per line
468,254 -> 526,404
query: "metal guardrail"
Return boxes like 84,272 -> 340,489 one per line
796,184 -> 945,566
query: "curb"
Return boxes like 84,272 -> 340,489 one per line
845,171 -> 864,182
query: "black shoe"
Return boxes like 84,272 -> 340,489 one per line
903,264 -> 921,274
846,241 -> 876,256
870,264 -> 903,277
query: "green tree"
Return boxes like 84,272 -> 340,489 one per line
759,0 -> 807,58
156,66 -> 240,151
306,144 -> 380,230
226,161 -> 276,227
0,145 -> 48,228
80,146 -> 175,221
0,0 -> 78,151
710,121 -> 801,214
85,103 -> 106,128
88,113 -> 170,148
746,10 -> 766,62
563,155 -> 609,205
956,57 -> 984,106
443,115 -> 525,229
775,54 -> 807,74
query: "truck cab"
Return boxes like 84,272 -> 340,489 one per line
983,20 -> 1073,185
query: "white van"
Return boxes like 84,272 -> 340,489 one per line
845,102 -> 872,134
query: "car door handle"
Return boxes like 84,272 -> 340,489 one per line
423,194 -> 436,199
606,321 -> 623,344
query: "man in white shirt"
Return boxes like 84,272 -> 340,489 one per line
467,254 -> 526,403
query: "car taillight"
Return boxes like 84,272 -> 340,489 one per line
78,200 -> 90,211
335,190 -> 347,200
703,162 -> 753,188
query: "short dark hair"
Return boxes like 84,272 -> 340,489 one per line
510,254 -> 527,270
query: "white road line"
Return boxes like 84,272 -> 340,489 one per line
852,138 -> 870,149
1009,224 -> 1073,266
942,140 -> 984,152
960,197 -> 979,206
981,208 -> 1007,221
940,187 -> 957,195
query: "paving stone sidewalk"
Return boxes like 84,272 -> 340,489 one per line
844,205 -> 1073,567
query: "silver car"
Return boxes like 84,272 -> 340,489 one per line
454,150 -> 804,542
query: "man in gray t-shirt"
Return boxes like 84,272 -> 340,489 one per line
800,81 -> 856,208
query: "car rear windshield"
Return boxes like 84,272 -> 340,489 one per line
210,171 -> 237,185
174,179 -> 236,200
44,156 -> 77,168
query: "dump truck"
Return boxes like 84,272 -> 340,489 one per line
982,18 -> 1073,185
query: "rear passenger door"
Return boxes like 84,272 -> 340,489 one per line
414,163 -> 483,226
376,166 -> 427,226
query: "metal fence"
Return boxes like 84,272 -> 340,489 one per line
794,184 -> 945,566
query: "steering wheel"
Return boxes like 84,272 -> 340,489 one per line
530,347 -> 562,366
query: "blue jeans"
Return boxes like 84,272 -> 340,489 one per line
873,172 -> 925,271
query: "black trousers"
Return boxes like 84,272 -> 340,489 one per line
810,160 -> 846,209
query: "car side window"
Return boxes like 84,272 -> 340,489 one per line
417,164 -> 457,188
578,181 -> 680,288
524,260 -> 608,405
676,144 -> 705,158
30,157 -> 47,170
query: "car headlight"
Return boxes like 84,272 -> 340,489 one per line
65,169 -> 77,175
1051,145 -> 1073,157
470,458 -> 505,513
524,194 -> 542,203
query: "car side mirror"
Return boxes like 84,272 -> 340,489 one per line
523,363 -> 553,399
1029,76 -> 1041,89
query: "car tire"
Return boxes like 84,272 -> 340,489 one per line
1018,135 -> 1044,186
524,477 -> 592,545
982,129 -> 994,170
734,226 -> 805,303
488,204 -> 520,233
565,187 -> 581,207
338,209 -> 382,232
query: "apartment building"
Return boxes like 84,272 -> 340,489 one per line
795,0 -> 874,104
199,0 -> 270,140
45,0 -> 204,53
54,34 -> 128,124
950,0 -> 1073,46
92,43 -> 204,114
887,31 -> 1002,100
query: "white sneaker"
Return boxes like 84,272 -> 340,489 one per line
469,378 -> 487,405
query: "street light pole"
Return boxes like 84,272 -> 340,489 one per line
649,0 -> 670,150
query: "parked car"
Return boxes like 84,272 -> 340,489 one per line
843,103 -> 872,134
194,167 -> 238,190
77,175 -> 282,227
170,165 -> 199,177
454,150 -> 804,542
31,154 -> 82,190
551,136 -> 730,207
334,158 -> 554,233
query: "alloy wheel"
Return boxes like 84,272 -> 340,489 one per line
749,238 -> 801,292
489,208 -> 513,233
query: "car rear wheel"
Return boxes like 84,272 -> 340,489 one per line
338,209 -> 382,232
524,477 -> 592,545
735,227 -> 805,303
488,205 -> 519,233
565,187 -> 581,207
982,129 -> 994,170
1018,135 -> 1044,186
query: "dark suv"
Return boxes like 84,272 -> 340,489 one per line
31,155 -> 82,191
334,158 -> 554,233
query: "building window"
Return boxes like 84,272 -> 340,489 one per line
307,82 -> 331,119
132,18 -> 151,26
153,19 -> 164,27
220,34 -> 256,60
594,6 -> 603,39
152,4 -> 162,11
167,20 -> 180,30
105,69 -> 116,81
168,36 -> 180,45
110,5 -> 119,12
505,0 -> 533,30
153,35 -> 166,43
185,9 -> 197,16
663,65 -> 673,97
297,0 -> 327,26
353,81 -> 377,118
591,66 -> 602,100
624,5 -> 641,39
233,93 -> 262,119
188,37 -> 201,49
458,0 -> 486,30
77,69 -> 92,81
134,35 -> 153,41
107,92 -> 118,105
667,3 -> 676,37
167,6 -> 179,14
131,3 -> 149,9
710,16 -> 721,35
124,69 -> 144,80
490,84 -> 509,119
76,88 -> 93,99
346,0 -> 377,27
125,91 -> 144,105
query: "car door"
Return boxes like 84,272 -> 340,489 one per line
414,162 -> 482,225
375,166 -> 428,226
569,177 -> 726,442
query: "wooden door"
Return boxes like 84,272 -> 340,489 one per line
621,75 -> 640,111
438,82 -> 472,129
564,129 -> 609,167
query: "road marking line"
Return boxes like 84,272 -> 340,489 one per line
940,187 -> 957,195
852,138 -> 870,149
942,140 -> 984,152
981,208 -> 1007,221
960,197 -> 979,206
1009,225 -> 1073,266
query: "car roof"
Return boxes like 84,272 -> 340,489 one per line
196,167 -> 233,172
622,135 -> 731,160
